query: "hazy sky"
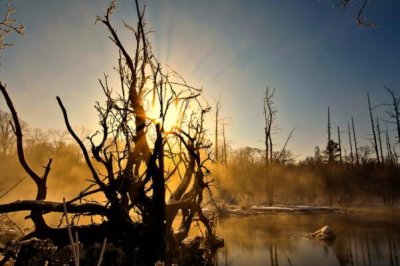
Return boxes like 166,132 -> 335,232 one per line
1,0 -> 400,159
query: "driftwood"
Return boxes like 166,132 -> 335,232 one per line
310,225 -> 336,240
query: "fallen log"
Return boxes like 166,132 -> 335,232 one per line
0,200 -> 107,216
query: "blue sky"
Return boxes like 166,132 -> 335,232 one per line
1,0 -> 400,159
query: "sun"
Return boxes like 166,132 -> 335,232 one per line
146,96 -> 184,132
164,103 -> 183,132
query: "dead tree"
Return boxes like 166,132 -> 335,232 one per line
263,87 -> 277,206
215,97 -> 222,163
348,122 -> 354,164
385,86 -> 400,150
385,124 -> 391,165
0,1 -> 222,264
367,92 -> 380,166
327,107 -> 333,163
376,116 -> 384,167
337,126 -> 343,164
0,83 -> 53,236
0,4 -> 24,63
352,117 -> 360,165
263,87 -> 276,165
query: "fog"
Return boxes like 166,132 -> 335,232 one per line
214,147 -> 400,207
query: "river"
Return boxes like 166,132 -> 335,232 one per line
215,209 -> 400,266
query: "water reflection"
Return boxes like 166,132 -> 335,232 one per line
216,211 -> 400,266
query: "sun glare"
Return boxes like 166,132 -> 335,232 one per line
164,103 -> 181,132
146,96 -> 183,132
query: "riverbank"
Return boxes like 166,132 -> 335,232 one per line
218,203 -> 344,217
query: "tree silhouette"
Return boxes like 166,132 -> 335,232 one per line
0,1 -> 222,264
263,87 -> 277,166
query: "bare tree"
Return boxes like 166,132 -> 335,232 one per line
263,87 -> 276,165
327,107 -> 334,163
215,97 -> 222,163
0,1 -> 222,264
337,126 -> 343,164
347,122 -> 354,164
376,116 -> 384,167
352,117 -> 360,164
263,87 -> 277,206
367,92 -> 380,166
0,4 -> 24,63
385,86 -> 400,150
0,83 -> 53,233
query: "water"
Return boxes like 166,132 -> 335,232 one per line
216,210 -> 400,266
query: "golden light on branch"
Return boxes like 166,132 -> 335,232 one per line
146,96 -> 186,132
0,1 -> 222,264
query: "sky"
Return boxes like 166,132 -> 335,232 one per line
1,0 -> 400,159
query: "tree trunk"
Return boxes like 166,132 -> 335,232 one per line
376,116 -> 384,167
348,122 -> 354,164
367,93 -> 380,166
337,126 -> 342,164
352,117 -> 359,165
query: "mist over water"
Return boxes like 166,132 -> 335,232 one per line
216,211 -> 400,266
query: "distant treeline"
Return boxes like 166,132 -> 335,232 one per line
0,109 -> 91,202
2,106 -> 400,208
214,85 -> 400,207
216,146 -> 400,207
